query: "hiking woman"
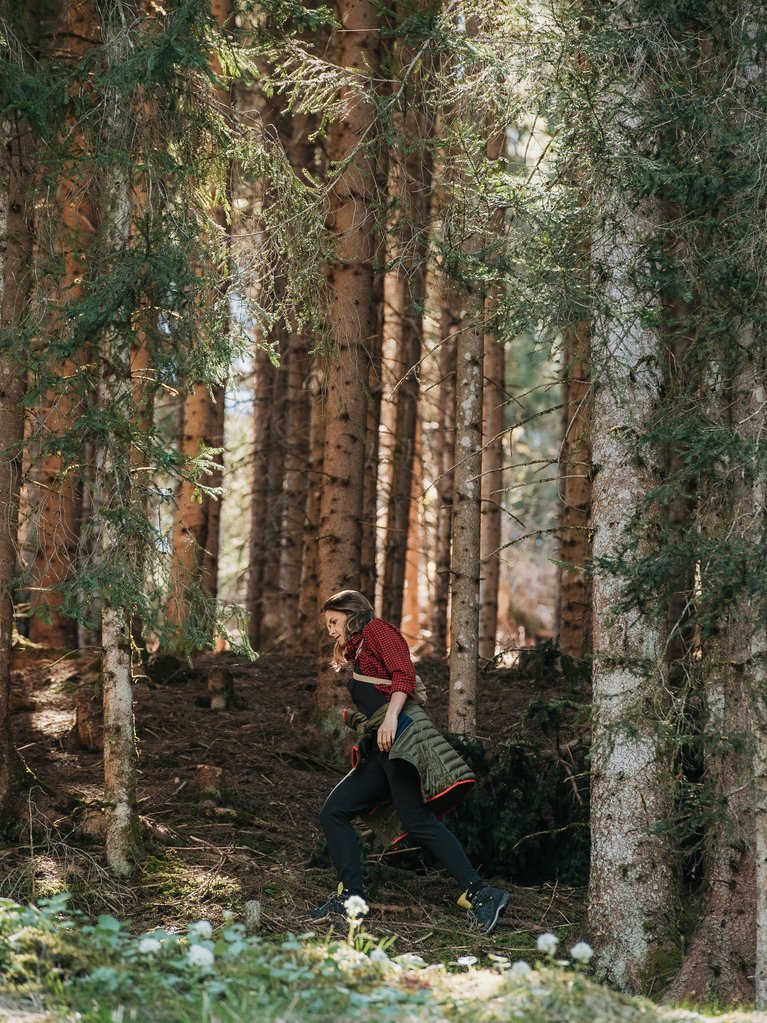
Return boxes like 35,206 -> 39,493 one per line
309,589 -> 510,935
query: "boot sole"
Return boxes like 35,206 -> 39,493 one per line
476,892 -> 510,936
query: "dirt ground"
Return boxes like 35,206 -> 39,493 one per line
2,645 -> 585,958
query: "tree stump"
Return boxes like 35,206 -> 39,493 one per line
195,764 -> 224,802
74,687 -> 104,750
208,666 -> 234,710
244,900 -> 261,933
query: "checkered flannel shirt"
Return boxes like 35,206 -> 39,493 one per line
344,619 -> 416,697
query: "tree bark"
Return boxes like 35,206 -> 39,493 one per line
246,345 -> 277,649
431,289 -> 458,657
479,325 -> 505,662
96,0 -> 142,877
448,300 -> 483,735
168,0 -> 232,621
279,327 -> 311,642
166,381 -> 224,633
588,198 -> 675,989
668,344 -> 763,1005
359,268 -> 384,606
298,359 -> 325,647
28,0 -> 99,648
315,0 -> 381,706
278,113 -> 315,643
0,0 -> 38,825
380,16 -> 433,625
401,419 -> 423,646
557,320 -> 592,659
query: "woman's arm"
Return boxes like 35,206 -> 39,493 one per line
377,690 -> 407,752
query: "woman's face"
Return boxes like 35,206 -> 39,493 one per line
324,610 -> 348,641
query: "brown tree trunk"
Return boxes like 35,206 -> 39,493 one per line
557,320 -> 592,659
298,359 -> 325,646
246,345 -> 277,649
401,420 -> 423,646
380,270 -> 421,625
279,328 -> 311,642
360,266 -> 384,605
478,324 -> 505,662
448,295 -> 483,735
166,381 -> 223,633
28,0 -> 99,649
380,21 -> 433,625
431,289 -> 458,657
168,0 -> 232,621
0,0 -> 38,825
278,114 -> 316,642
315,0 -> 381,706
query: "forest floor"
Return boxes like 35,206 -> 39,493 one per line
2,644 -> 586,965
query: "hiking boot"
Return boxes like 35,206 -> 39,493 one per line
460,883 -> 510,935
308,883 -> 369,921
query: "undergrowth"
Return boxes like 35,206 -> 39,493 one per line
0,895 -> 681,1023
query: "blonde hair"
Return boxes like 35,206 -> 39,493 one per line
321,590 -> 374,668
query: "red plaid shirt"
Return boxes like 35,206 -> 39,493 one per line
344,619 -> 416,697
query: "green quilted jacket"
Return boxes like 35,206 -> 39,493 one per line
343,700 -> 476,848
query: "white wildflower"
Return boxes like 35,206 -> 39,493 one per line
536,932 -> 559,956
457,955 -> 478,967
189,920 -> 213,940
369,947 -> 389,963
395,953 -> 426,968
509,960 -> 532,979
569,941 -> 594,964
344,895 -> 369,921
187,945 -> 215,969
137,938 -> 162,955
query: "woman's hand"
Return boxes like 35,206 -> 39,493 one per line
377,709 -> 400,752
377,692 -> 407,751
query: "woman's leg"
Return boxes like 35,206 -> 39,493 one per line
319,753 -> 390,894
383,755 -> 480,890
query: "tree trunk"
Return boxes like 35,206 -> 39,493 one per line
96,0 -> 142,877
360,266 -> 384,606
431,289 -> 458,657
200,384 -> 225,598
380,22 -> 433,625
752,291 -> 767,1012
557,320 -> 592,659
588,199 -> 675,989
246,345 -> 277,649
0,0 -> 38,825
279,326 -> 311,642
166,381 -> 223,633
298,359 -> 325,646
315,0 -> 381,706
168,0 -> 232,620
666,621 -> 756,1003
669,338 -> 763,1005
28,0 -> 99,649
278,112 -> 315,642
401,420 -> 423,646
479,325 -> 505,662
448,297 -> 483,735
380,265 -> 421,624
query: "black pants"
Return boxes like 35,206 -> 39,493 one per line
319,748 -> 480,896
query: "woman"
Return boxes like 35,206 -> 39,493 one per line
309,589 -> 510,936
